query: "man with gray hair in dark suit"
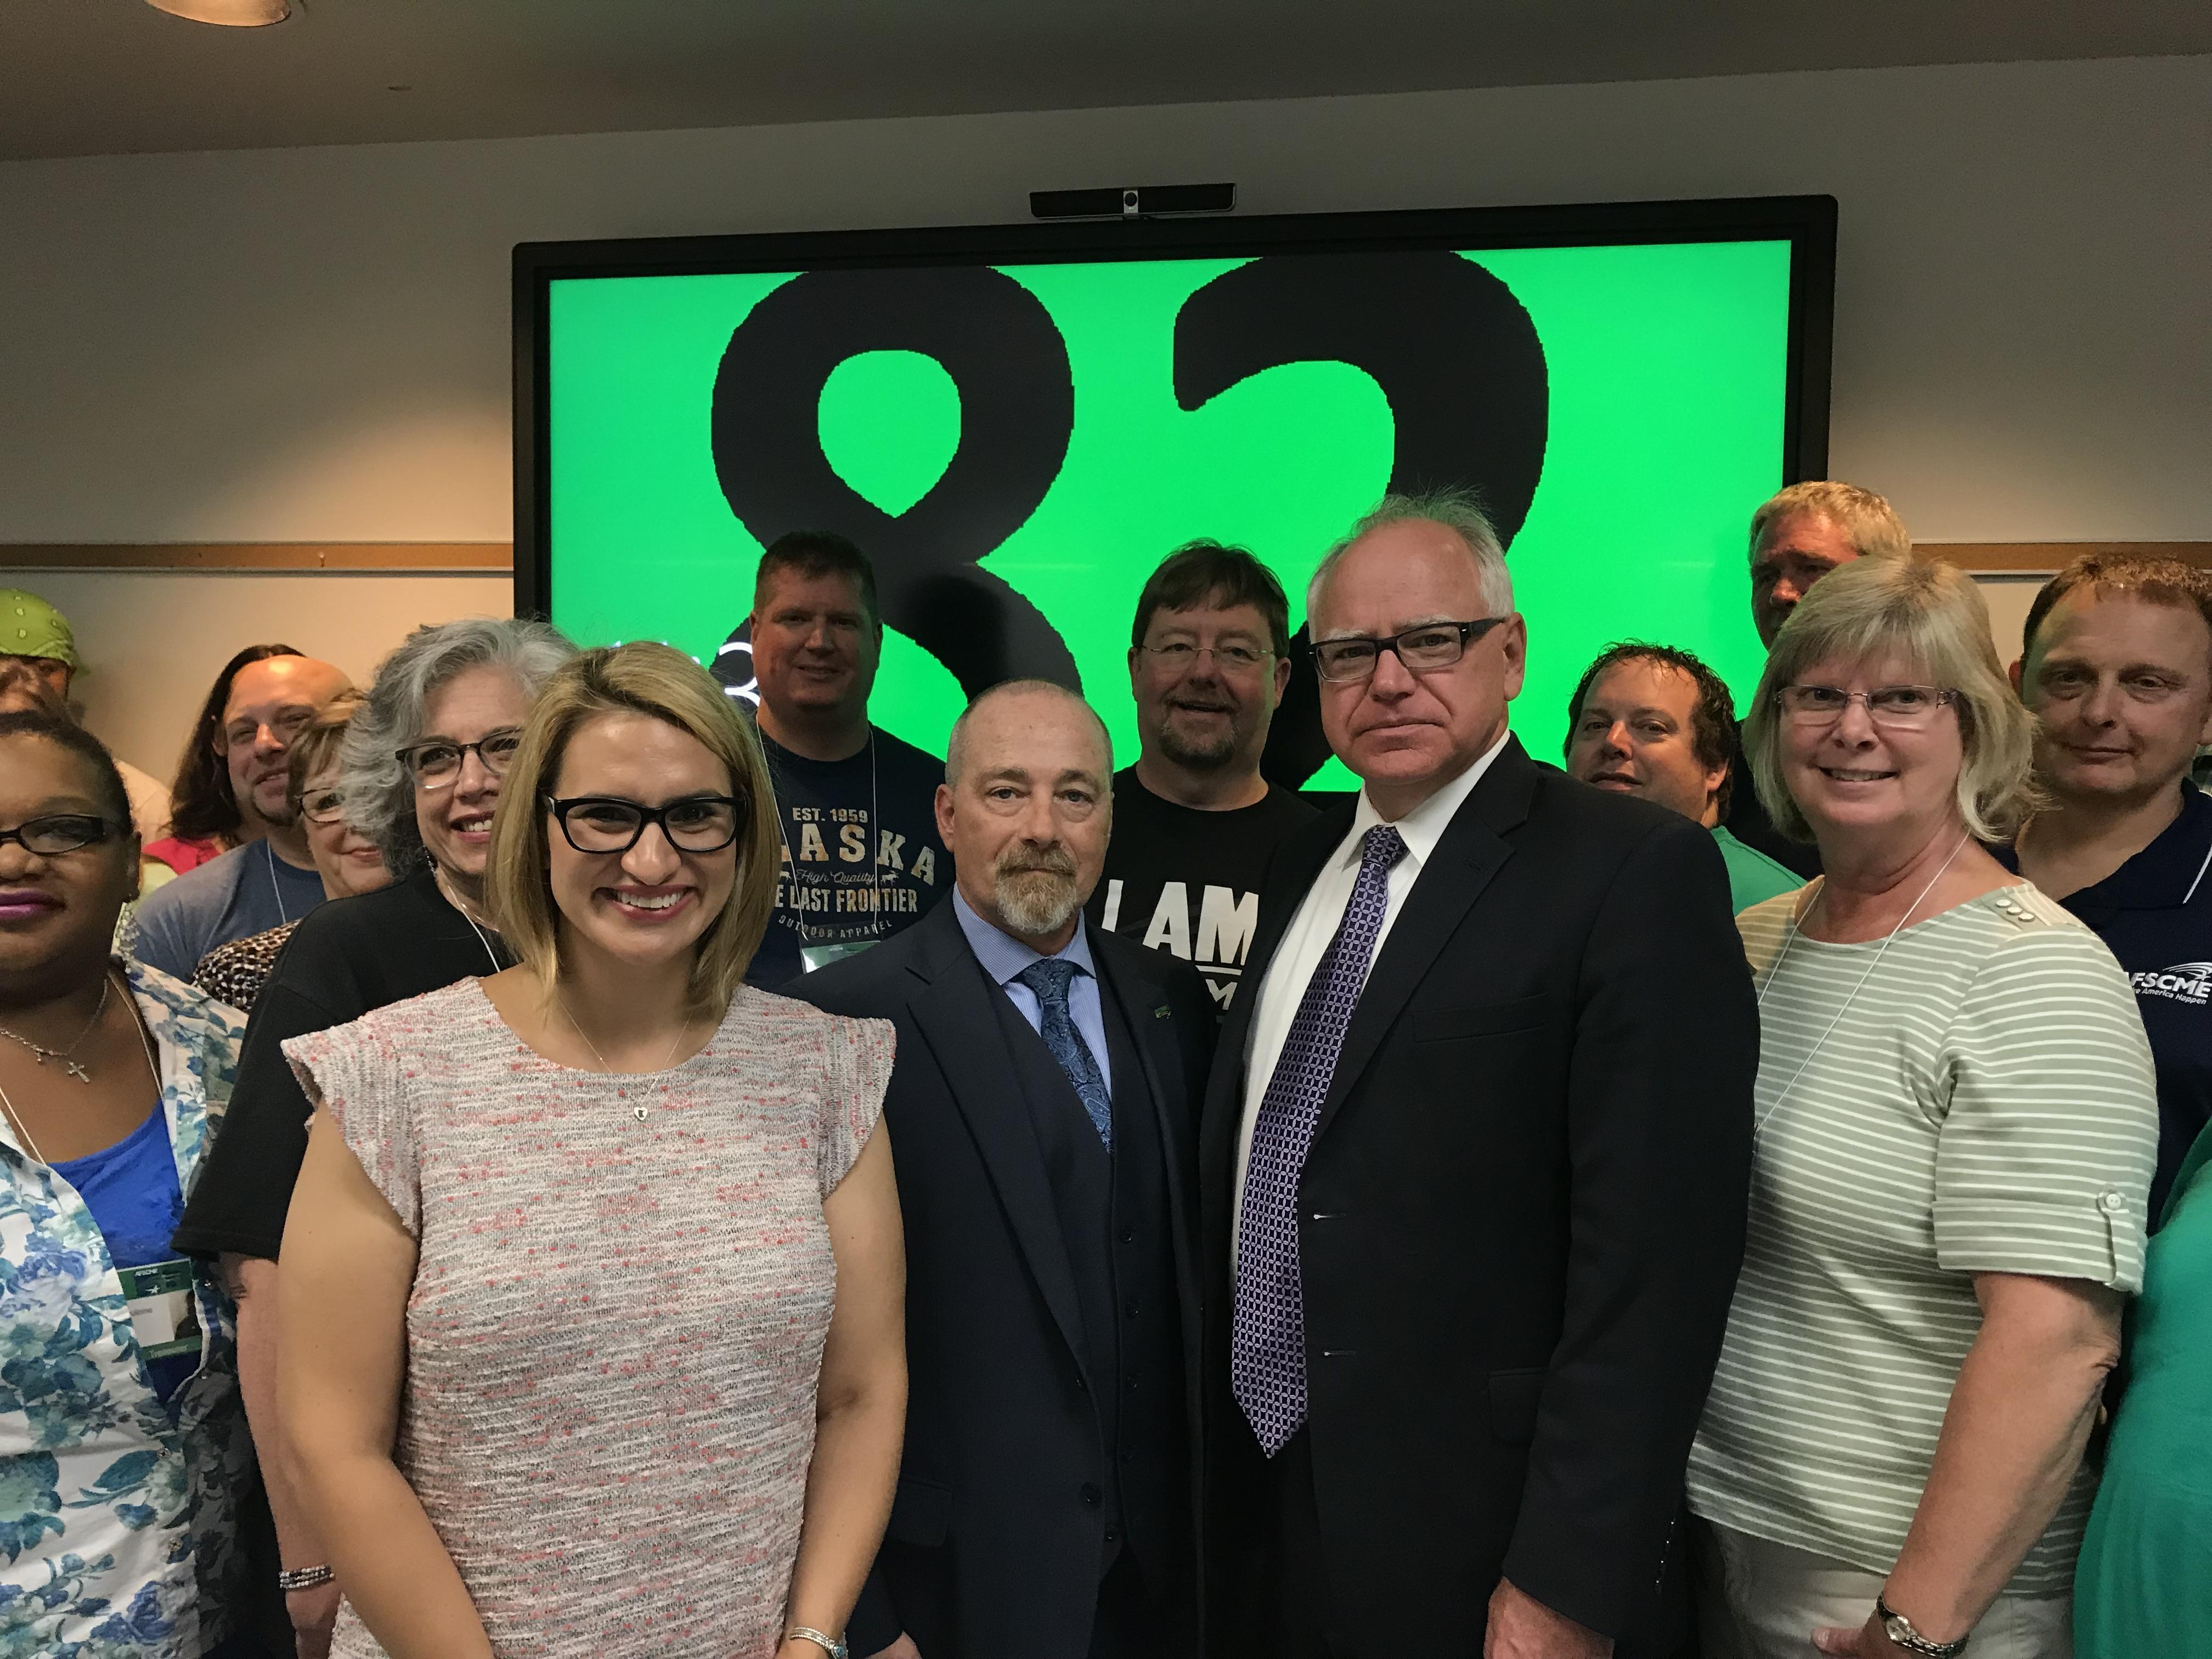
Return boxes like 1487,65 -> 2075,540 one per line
1202,491 -> 1758,1659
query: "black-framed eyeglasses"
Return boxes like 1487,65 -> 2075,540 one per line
398,729 -> 523,788
1308,617 -> 1510,683
544,794 -> 744,855
298,788 -> 347,825
1775,684 -> 1960,729
0,814 -> 121,856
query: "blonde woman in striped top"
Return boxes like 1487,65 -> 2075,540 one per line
1686,557 -> 2157,1659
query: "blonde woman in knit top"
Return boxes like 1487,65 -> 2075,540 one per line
275,644 -> 906,1659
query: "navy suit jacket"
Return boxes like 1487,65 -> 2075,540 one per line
798,898 -> 1215,1658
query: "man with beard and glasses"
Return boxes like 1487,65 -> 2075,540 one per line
798,680 -> 1215,1659
1090,543 -> 1317,1011
128,652 -> 352,983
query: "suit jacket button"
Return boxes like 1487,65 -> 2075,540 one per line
1080,1483 -> 1102,1506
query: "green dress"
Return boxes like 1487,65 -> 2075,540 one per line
2075,1119 -> 2212,1656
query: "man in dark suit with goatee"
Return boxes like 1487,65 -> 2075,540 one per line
799,679 -> 1214,1659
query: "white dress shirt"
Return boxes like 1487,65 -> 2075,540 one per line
1231,729 -> 1511,1254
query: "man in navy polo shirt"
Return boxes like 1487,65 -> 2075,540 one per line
2006,552 -> 2212,1222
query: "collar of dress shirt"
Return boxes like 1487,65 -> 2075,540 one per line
1335,725 -> 1514,876
952,884 -> 1099,988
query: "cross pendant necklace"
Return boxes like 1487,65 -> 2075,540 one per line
0,975 -> 110,1086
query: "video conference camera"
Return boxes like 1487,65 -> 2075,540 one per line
1029,183 -> 1238,221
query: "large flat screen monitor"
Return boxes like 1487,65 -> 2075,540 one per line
515,196 -> 1835,787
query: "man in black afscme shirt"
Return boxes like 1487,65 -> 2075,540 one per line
1087,541 -> 1316,1011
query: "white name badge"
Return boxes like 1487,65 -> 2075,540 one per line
117,1258 -> 202,1362
800,940 -> 879,974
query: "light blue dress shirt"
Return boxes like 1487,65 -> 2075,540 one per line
951,887 -> 1114,1097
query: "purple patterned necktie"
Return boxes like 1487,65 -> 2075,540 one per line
1232,822 -> 1408,1455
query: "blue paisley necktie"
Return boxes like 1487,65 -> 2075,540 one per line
1016,957 -> 1113,1149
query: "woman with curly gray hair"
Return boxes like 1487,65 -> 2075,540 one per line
170,616 -> 572,1658
1686,557 -> 2158,1659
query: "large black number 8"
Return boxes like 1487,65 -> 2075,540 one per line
709,266 -> 1081,702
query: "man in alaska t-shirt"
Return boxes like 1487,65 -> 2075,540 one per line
741,531 -> 951,988
1088,541 -> 1316,1011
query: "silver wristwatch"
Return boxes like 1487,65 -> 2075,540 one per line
1876,1593 -> 1970,1657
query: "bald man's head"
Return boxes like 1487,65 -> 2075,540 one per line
938,680 -> 1114,950
221,654 -> 352,829
945,679 -> 1112,787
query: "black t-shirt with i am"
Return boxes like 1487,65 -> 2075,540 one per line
748,726 -> 953,990
1087,766 -> 1319,1013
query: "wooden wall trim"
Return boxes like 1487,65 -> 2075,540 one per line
1916,541 -> 2212,574
0,543 -> 514,573
2,540 -> 2205,578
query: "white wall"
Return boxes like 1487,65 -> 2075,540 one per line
14,570 -> 510,781
1,54 -> 2204,775
1,53 -> 2205,549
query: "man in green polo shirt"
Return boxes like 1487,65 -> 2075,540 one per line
1564,641 -> 1802,913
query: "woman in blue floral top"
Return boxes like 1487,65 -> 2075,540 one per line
0,712 -> 253,1658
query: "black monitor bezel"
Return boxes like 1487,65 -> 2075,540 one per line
512,193 -> 1836,619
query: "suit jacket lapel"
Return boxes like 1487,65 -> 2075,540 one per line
1097,942 -> 1189,1235
904,905 -> 1088,1372
1308,740 -> 1540,1146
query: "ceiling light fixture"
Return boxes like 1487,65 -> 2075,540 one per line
145,0 -> 292,25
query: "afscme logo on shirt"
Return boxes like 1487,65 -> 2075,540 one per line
2131,962 -> 2212,1006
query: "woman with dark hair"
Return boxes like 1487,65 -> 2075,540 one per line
0,710 -> 256,1656
171,616 -> 573,1658
144,644 -> 303,881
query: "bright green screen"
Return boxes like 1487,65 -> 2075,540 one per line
547,242 -> 1791,785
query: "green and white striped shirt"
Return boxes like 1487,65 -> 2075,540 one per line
1687,883 -> 2157,1592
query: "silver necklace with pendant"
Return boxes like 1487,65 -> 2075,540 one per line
0,970 -> 160,1166
0,974 -> 111,1085
558,995 -> 690,1121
